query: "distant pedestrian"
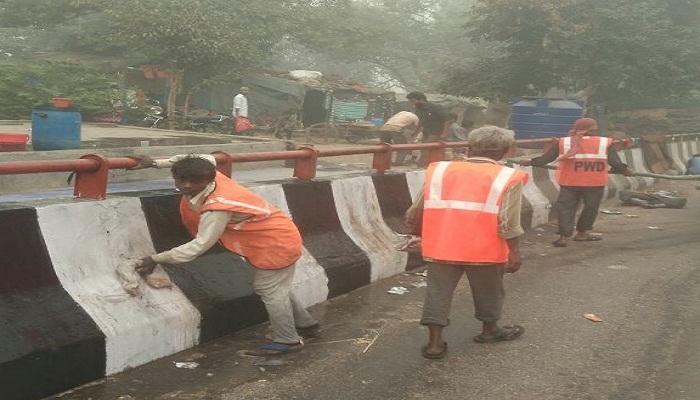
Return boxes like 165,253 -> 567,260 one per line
446,113 -> 470,158
520,118 -> 634,247
233,87 -> 253,135
406,126 -> 528,359
379,111 -> 420,165
406,92 -> 450,167
131,154 -> 319,355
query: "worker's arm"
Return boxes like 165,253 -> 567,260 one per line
405,188 -> 424,235
607,148 -> 633,175
131,154 -> 217,170
499,183 -> 524,273
138,210 -> 250,274
522,145 -> 559,167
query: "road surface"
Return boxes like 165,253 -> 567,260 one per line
51,181 -> 700,400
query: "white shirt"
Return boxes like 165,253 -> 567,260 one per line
233,93 -> 248,118
151,154 -> 249,265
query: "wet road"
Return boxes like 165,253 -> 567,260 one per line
52,182 -> 700,400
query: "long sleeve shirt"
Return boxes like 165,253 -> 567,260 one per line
151,155 -> 251,265
530,142 -> 628,173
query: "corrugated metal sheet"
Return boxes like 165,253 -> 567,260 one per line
331,100 -> 368,122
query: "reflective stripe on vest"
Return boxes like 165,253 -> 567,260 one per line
561,136 -> 610,159
424,161 -> 516,214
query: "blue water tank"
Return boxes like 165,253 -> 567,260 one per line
509,98 -> 584,139
31,107 -> 81,150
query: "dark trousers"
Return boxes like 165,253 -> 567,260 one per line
556,185 -> 605,236
421,263 -> 506,326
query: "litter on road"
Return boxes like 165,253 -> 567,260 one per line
600,209 -> 623,215
648,226 -> 663,230
583,314 -> 604,322
387,286 -> 409,295
411,281 -> 427,288
173,362 -> 199,369
607,265 -> 629,270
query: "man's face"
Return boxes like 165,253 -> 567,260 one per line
173,176 -> 212,197
408,98 -> 424,108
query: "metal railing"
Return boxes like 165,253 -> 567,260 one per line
0,134 -> 682,200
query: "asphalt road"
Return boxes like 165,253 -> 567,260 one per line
52,181 -> 700,400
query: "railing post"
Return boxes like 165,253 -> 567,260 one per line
372,143 -> 392,174
211,151 -> 233,177
427,142 -> 446,165
74,154 -> 109,200
294,147 -> 319,181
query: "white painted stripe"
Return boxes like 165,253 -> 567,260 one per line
36,198 -> 201,375
405,170 -> 425,202
248,185 -> 329,308
425,199 -> 500,214
629,148 -> 655,186
516,166 -> 551,227
331,176 -> 408,282
669,141 -> 687,172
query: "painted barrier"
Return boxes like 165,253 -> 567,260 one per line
2,136 -> 698,399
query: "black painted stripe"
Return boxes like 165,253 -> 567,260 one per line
139,194 -> 267,342
283,180 -> 371,297
0,206 -> 106,400
370,173 -> 423,270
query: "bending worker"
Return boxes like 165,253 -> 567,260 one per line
406,126 -> 528,359
133,154 -> 318,356
520,118 -> 633,247
379,110 -> 421,165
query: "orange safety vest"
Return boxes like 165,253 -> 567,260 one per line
179,172 -> 302,269
556,136 -> 611,187
421,161 -> 528,264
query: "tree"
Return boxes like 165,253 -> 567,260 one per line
443,0 -> 700,109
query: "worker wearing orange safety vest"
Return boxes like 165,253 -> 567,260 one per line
406,126 -> 528,359
521,118 -> 633,247
133,154 -> 318,356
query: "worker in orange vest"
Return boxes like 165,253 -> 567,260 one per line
406,126 -> 528,359
133,154 -> 318,356
520,118 -> 633,247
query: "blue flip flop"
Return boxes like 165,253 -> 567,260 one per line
244,342 -> 304,356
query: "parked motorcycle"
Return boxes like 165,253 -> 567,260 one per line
190,114 -> 232,134
142,105 -> 165,128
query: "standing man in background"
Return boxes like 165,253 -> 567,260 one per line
520,118 -> 633,247
233,87 -> 253,135
379,110 -> 421,165
406,92 -> 450,166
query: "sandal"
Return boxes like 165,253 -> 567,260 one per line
552,239 -> 568,247
573,233 -> 602,242
473,325 -> 525,344
421,342 -> 447,359
243,342 -> 304,356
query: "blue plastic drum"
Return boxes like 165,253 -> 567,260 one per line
31,107 -> 81,150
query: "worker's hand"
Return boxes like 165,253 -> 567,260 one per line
518,159 -> 533,167
129,156 -> 156,170
622,168 -> 635,177
136,256 -> 157,276
505,251 -> 522,274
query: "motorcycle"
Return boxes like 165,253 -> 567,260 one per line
142,105 -> 165,128
190,114 -> 233,134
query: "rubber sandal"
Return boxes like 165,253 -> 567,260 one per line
573,234 -> 603,242
473,325 -> 525,344
243,342 -> 304,356
552,239 -> 568,247
421,342 -> 447,359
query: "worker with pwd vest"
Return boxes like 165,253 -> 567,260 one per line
132,154 -> 318,356
406,126 -> 528,359
520,118 -> 633,247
